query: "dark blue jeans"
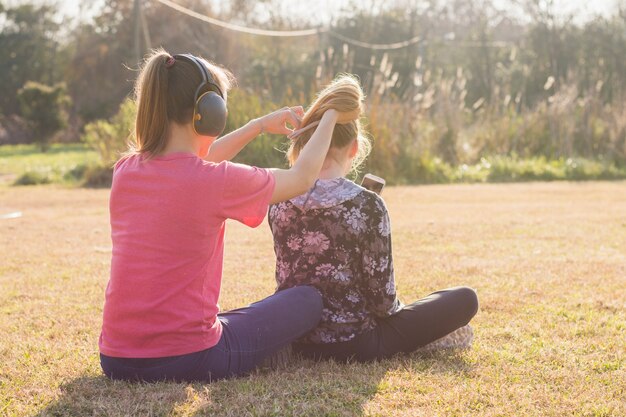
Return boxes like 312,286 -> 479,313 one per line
100,286 -> 323,383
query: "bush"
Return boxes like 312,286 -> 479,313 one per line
17,82 -> 70,151
82,164 -> 114,188
13,170 -> 51,185
82,99 -> 135,166
406,155 -> 454,184
227,89 -> 289,168
63,164 -> 89,182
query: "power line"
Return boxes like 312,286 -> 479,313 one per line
155,0 -> 323,37
154,0 -> 510,50
154,0 -> 423,50
328,31 -> 421,50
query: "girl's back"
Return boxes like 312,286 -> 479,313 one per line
269,178 -> 400,345
102,152 -> 274,358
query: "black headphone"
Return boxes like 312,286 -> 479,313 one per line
173,54 -> 228,137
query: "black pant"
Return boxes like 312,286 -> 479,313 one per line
293,287 -> 479,362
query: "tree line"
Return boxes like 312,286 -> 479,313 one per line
1,0 -> 625,182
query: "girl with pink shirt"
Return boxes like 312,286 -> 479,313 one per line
99,49 -> 355,382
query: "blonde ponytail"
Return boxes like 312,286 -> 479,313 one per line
287,74 -> 371,172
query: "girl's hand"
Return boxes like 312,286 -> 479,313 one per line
319,103 -> 360,124
256,106 -> 305,136
335,107 -> 360,124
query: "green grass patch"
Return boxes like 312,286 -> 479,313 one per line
0,143 -> 99,185
395,155 -> 626,184
2,143 -> 626,187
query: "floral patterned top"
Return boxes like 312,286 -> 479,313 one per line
268,177 -> 401,344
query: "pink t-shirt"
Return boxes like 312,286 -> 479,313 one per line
99,152 -> 275,358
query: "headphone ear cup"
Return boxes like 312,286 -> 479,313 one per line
194,91 -> 228,137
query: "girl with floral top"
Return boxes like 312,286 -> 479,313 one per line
269,75 -> 479,362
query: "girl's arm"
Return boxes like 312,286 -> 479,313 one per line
205,107 -> 304,163
269,109 -> 339,204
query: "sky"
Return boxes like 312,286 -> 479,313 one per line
41,0 -> 626,25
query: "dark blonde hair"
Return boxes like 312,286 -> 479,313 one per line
132,48 -> 233,157
287,74 -> 371,172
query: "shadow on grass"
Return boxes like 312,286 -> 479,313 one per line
31,375 -> 189,417
32,351 -> 473,417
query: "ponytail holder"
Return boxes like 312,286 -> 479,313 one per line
165,56 -> 176,68
287,120 -> 320,140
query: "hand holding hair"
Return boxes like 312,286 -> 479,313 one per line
311,78 -> 363,122
288,107 -> 358,140
286,74 -> 370,171
255,106 -> 304,136
334,107 -> 361,124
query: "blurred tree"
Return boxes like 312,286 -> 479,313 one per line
0,3 -> 63,116
2,0 -> 625,172
64,0 -> 222,122
17,82 -> 71,151
64,0 -> 136,122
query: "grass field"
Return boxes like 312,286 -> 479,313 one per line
0,144 -> 98,185
2,143 -> 626,187
0,182 -> 625,416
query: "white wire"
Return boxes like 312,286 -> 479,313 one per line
155,0 -> 324,37
154,0 -> 509,50
328,31 -> 421,50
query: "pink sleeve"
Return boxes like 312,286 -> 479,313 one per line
219,162 -> 276,227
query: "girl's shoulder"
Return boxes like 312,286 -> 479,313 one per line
269,178 -> 387,214
352,186 -> 387,211
113,152 -> 140,172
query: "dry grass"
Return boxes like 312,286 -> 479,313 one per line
0,182 -> 624,417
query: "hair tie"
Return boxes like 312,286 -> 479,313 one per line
165,56 -> 175,68
287,120 -> 321,140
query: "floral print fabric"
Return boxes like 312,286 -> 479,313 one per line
268,178 -> 401,344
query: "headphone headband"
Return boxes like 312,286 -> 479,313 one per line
173,54 -> 224,99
